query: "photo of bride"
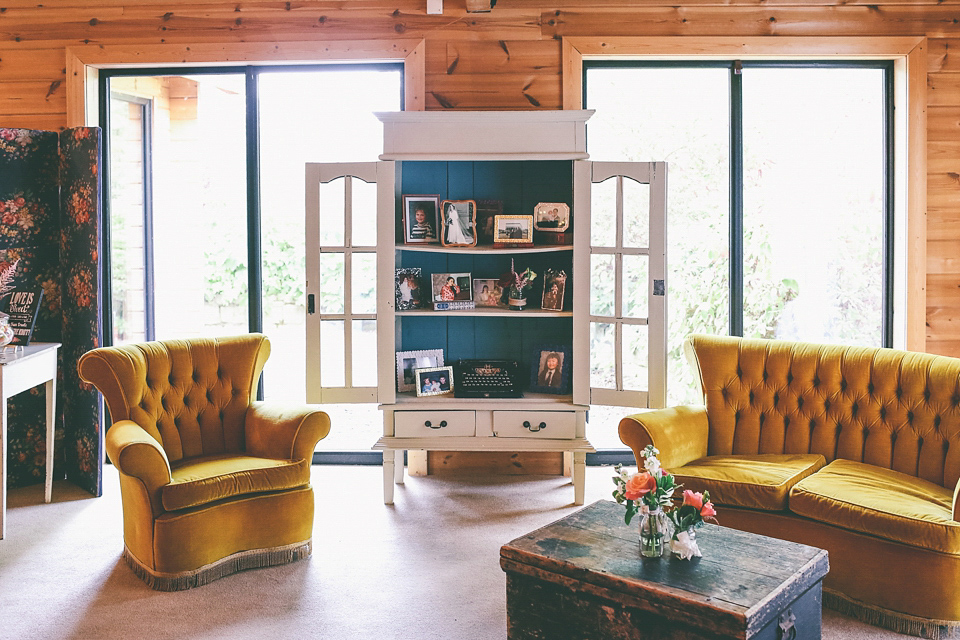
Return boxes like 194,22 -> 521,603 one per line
440,200 -> 477,247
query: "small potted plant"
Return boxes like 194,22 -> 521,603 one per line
499,258 -> 537,310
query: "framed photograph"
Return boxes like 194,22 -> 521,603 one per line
403,195 -> 440,244
533,202 -> 571,232
494,214 -> 534,243
415,365 -> 455,397
396,349 -> 444,393
395,268 -> 425,310
440,199 -> 478,247
473,278 -> 503,307
431,272 -> 472,302
475,199 -> 503,245
540,269 -> 567,312
529,345 -> 571,394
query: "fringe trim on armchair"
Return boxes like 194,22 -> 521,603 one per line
824,588 -> 960,639
123,540 -> 312,592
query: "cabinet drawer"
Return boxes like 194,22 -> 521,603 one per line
395,411 -> 476,437
492,411 -> 576,439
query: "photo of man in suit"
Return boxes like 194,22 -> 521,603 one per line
537,351 -> 564,388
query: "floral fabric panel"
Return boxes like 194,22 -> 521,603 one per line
0,127 -> 102,496
60,127 -> 102,497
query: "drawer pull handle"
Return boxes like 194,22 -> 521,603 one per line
424,420 -> 447,429
523,421 -> 547,432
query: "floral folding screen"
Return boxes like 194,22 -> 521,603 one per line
0,127 -> 102,496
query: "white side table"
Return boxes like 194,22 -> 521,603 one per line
0,342 -> 60,539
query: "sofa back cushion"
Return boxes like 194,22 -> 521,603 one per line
78,334 -> 270,464
686,334 -> 960,489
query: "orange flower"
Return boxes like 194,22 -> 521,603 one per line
682,490 -> 704,510
700,502 -> 717,518
624,472 -> 656,501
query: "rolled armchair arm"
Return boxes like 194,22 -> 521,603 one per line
245,402 -> 331,462
106,420 -> 173,515
618,406 -> 709,470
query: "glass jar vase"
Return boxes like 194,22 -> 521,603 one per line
0,313 -> 14,348
638,507 -> 671,558
670,525 -> 702,560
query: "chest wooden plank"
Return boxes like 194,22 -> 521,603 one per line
500,500 -> 828,640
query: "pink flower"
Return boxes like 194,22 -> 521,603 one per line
701,502 -> 717,518
624,472 -> 656,501
0,129 -> 15,141
13,197 -> 24,207
682,490 -> 704,510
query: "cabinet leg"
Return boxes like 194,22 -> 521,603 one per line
382,451 -> 395,505
394,449 -> 405,484
573,452 -> 586,506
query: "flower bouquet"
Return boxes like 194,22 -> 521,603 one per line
498,258 -> 537,310
612,445 -> 677,557
613,444 -> 718,560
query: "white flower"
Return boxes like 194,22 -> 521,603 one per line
644,456 -> 661,475
670,530 -> 702,561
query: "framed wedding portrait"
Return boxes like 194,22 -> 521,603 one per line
439,199 -> 477,247
494,214 -> 533,243
396,349 -> 444,393
403,195 -> 440,244
395,267 -> 425,311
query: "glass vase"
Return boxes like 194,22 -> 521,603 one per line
670,525 -> 702,560
638,508 -> 670,558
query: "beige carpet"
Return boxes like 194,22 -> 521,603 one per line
1,464 -> 913,640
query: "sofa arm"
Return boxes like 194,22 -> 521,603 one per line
618,406 -> 709,470
106,420 -> 172,515
954,479 -> 960,522
245,402 -> 331,462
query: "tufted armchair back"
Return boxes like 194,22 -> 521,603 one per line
78,333 -> 270,464
686,334 -> 960,490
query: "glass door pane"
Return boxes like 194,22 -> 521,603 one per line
742,67 -> 884,345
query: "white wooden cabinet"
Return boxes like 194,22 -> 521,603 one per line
305,110 -> 667,506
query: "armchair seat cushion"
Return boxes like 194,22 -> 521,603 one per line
162,454 -> 311,512
672,453 -> 826,511
790,460 -> 959,555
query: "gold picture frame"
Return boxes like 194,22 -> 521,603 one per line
494,214 -> 534,244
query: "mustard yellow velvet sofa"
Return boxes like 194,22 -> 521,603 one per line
78,334 -> 330,591
619,334 -> 960,638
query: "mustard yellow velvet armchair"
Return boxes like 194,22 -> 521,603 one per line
78,334 -> 330,591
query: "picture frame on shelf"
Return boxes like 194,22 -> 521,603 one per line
475,199 -> 503,245
473,278 -> 503,307
415,366 -> 455,397
529,345 -> 571,394
431,272 -> 472,302
440,199 -> 477,247
396,349 -> 444,393
533,202 -> 571,232
403,195 -> 440,244
494,214 -> 534,244
540,269 -> 567,312
395,268 -> 426,310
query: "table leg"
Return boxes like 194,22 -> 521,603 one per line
573,451 -> 586,506
394,449 -> 405,484
382,450 -> 395,505
44,377 -> 55,503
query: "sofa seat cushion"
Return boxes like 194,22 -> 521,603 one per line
162,454 -> 310,511
790,459 -> 959,555
671,453 -> 826,511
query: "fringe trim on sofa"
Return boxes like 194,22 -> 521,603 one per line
122,540 -> 312,592
823,588 -> 960,639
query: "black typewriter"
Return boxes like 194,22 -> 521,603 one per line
454,359 -> 523,398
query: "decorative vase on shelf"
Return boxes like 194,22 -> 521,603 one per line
507,287 -> 527,310
0,313 -> 14,348
638,507 -> 671,558
670,526 -> 702,560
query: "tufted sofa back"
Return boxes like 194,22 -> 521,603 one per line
78,334 -> 270,464
685,334 -> 960,490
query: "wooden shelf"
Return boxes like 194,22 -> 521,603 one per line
384,393 -> 582,409
372,436 -> 595,453
396,244 -> 573,255
396,307 -> 572,318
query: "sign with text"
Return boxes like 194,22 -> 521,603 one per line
2,289 -> 42,346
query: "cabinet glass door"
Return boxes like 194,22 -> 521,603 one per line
305,162 -> 382,403
586,162 -> 667,409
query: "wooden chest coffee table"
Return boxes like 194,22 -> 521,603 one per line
500,500 -> 828,640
